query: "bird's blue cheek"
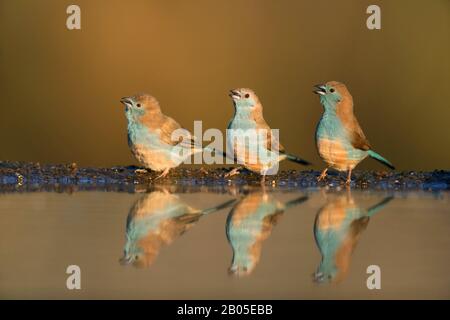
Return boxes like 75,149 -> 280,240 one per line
238,99 -> 255,108
126,108 -> 145,119
330,93 -> 342,104
135,108 -> 145,116
235,100 -> 245,108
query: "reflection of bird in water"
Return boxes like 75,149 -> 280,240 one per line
120,190 -> 236,268
313,190 -> 393,284
226,190 -> 308,276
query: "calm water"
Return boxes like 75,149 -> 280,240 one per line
0,187 -> 449,299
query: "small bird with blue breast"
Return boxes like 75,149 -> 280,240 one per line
227,88 -> 311,181
313,81 -> 395,184
120,93 -> 203,179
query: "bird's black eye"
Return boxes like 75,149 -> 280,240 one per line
136,103 -> 141,108
329,88 -> 335,93
245,94 -> 250,98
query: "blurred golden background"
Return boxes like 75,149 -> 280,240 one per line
0,0 -> 449,170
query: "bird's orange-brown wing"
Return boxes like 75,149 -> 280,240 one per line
159,115 -> 199,148
257,119 -> 285,153
348,117 -> 371,151
337,107 -> 371,151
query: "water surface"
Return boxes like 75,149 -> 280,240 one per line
0,187 -> 448,299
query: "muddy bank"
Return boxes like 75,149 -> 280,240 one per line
0,161 -> 448,193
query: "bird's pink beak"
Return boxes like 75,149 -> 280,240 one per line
313,84 -> 326,95
229,89 -> 241,100
119,255 -> 133,266
120,97 -> 132,105
120,97 -> 133,110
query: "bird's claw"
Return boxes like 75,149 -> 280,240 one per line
317,168 -> 328,182
154,169 -> 170,180
317,173 -> 327,182
134,169 -> 148,175
225,168 -> 240,178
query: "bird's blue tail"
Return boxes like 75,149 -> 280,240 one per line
201,199 -> 237,215
284,196 -> 308,210
368,150 -> 395,170
367,196 -> 394,217
284,152 -> 311,166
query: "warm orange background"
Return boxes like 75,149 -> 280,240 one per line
0,0 -> 449,170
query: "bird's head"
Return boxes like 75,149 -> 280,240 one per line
120,243 -> 157,269
313,266 -> 339,284
313,81 -> 353,111
120,250 -> 142,267
120,93 -> 161,121
229,88 -> 261,110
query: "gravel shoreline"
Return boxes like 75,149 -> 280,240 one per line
0,161 -> 448,193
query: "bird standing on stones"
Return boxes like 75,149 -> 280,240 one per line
226,88 -> 311,181
313,81 -> 395,184
120,93 -> 202,179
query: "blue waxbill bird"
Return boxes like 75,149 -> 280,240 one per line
314,81 -> 395,184
226,88 -> 311,181
120,94 -> 203,179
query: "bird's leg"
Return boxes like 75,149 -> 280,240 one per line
135,168 -> 148,174
317,167 -> 328,181
225,167 -> 242,178
260,174 -> 266,186
154,168 -> 171,180
346,169 -> 352,185
157,186 -> 171,195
